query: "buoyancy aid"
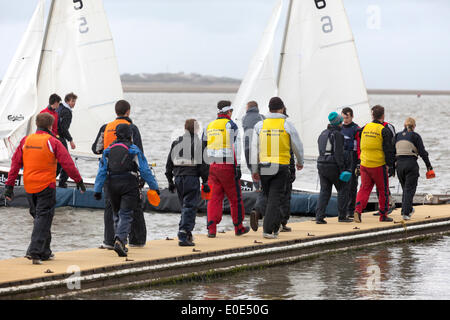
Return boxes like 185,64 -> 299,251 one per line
395,130 -> 418,157
107,142 -> 138,175
341,122 -> 359,152
258,118 -> 291,165
104,119 -> 131,149
360,122 -> 386,168
206,118 -> 233,159
22,133 -> 57,193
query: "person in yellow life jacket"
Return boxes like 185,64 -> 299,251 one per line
3,113 -> 85,265
251,97 -> 304,239
91,100 -> 146,249
354,105 -> 395,223
203,100 -> 250,237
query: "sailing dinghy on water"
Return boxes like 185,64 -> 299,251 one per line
233,0 -> 371,193
0,0 -> 123,186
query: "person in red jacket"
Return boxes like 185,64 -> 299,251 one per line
3,113 -> 86,265
39,93 -> 61,137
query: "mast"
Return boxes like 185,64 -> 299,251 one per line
28,0 -> 54,136
36,0 -> 55,85
276,0 -> 293,87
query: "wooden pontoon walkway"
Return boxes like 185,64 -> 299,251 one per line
1,204 -> 450,299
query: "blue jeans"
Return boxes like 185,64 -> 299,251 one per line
175,175 -> 200,242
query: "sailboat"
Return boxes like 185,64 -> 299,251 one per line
233,0 -> 371,193
0,0 -> 123,186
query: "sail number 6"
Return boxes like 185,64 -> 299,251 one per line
314,0 -> 326,9
314,0 -> 333,33
73,0 -> 83,10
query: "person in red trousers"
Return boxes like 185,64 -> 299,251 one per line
203,100 -> 250,237
354,105 -> 395,223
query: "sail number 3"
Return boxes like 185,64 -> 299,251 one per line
314,0 -> 333,34
73,0 -> 89,34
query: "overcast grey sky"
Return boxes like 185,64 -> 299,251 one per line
0,0 -> 449,90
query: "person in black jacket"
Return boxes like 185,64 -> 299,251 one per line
91,100 -> 147,249
56,92 -> 77,188
315,112 -> 352,224
165,119 -> 209,246
395,117 -> 433,220
341,107 -> 360,218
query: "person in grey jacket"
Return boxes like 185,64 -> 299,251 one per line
251,97 -> 304,239
242,101 -> 265,172
242,101 -> 267,232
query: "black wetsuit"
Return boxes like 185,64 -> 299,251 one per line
395,129 -> 432,216
316,125 -> 349,221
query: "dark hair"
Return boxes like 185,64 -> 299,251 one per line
115,100 -> 131,116
36,113 -> 54,129
371,105 -> 385,120
65,92 -> 78,103
342,107 -> 354,117
247,101 -> 258,109
184,119 -> 198,135
49,93 -> 61,105
217,100 -> 232,111
268,97 -> 285,111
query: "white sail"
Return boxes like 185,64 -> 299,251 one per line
232,0 -> 282,123
0,0 -> 45,161
278,0 -> 371,159
36,0 -> 123,157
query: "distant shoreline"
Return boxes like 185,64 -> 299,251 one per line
122,82 -> 450,95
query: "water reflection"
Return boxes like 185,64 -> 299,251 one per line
70,235 -> 450,300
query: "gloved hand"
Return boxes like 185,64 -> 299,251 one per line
339,171 -> 352,182
388,167 -> 395,177
76,180 -> 86,193
156,189 -> 161,196
355,164 -> 361,177
202,183 -> 211,194
289,171 -> 296,184
168,181 -> 176,193
235,166 -> 242,180
138,177 -> 146,189
94,192 -> 102,201
4,185 -> 14,201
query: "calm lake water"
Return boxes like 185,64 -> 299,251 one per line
1,92 -> 449,299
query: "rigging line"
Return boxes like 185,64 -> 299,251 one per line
89,101 -> 117,109
341,100 -> 370,108
78,38 -> 113,47
319,39 -> 354,50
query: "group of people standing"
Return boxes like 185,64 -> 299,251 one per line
315,104 -> 434,224
166,97 -> 304,242
2,94 -> 434,264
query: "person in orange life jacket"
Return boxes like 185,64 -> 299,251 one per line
203,100 -> 250,237
341,107 -> 360,218
354,105 -> 395,223
93,123 -> 159,257
91,100 -> 147,249
56,92 -> 78,188
39,93 -> 61,138
165,119 -> 209,246
315,112 -> 353,224
3,113 -> 86,265
251,97 -> 304,239
395,117 -> 433,220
